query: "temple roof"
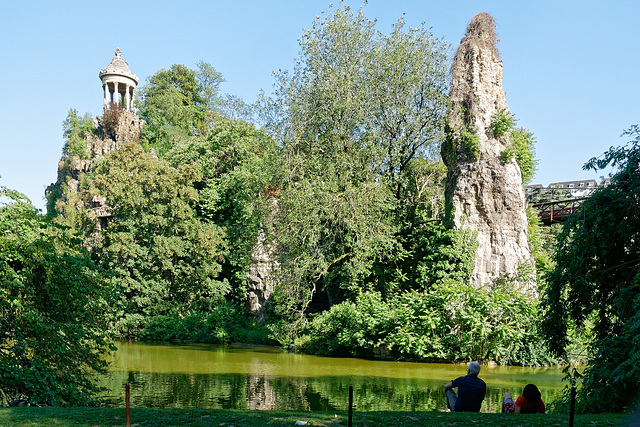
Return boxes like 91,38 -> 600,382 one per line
99,48 -> 139,84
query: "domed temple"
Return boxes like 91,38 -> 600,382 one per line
47,48 -> 144,225
99,48 -> 139,112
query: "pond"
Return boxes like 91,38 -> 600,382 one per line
99,340 -> 566,412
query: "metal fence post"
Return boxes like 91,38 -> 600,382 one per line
126,383 -> 131,427
569,386 -> 576,427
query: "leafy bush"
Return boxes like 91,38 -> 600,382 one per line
139,301 -> 274,346
460,128 -> 479,158
302,283 -> 558,366
391,283 -> 556,365
499,126 -> 537,184
490,109 -> 515,138
510,127 -> 537,183
302,292 -> 394,357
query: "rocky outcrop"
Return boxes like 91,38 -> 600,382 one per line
442,13 -> 533,289
96,108 -> 144,144
246,228 -> 279,321
46,108 -> 144,229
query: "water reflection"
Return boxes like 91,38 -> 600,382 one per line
99,341 -> 565,412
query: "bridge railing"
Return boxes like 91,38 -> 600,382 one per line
530,197 -> 588,224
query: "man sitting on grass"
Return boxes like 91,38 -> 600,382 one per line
444,361 -> 486,412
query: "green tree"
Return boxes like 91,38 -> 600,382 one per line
366,16 -> 449,195
92,142 -> 227,336
196,61 -> 225,126
266,5 -> 450,321
266,6 -> 451,341
62,109 -> 95,159
270,6 -> 449,192
542,125 -> 640,412
220,94 -> 255,122
378,159 -> 478,295
165,119 -> 279,303
0,188 -> 114,405
138,64 -> 207,156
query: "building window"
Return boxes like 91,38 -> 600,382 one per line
579,183 -> 584,187
569,184 -> 574,188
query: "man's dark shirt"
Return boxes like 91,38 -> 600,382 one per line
451,373 -> 486,412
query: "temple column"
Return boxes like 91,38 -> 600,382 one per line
114,82 -> 119,107
125,84 -> 131,111
103,83 -> 109,108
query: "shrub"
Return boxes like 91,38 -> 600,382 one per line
139,302 -> 275,346
302,291 -> 394,357
460,128 -> 479,158
490,109 -> 515,139
509,127 -> 537,183
302,283 -> 559,366
496,114 -> 537,184
101,103 -> 124,140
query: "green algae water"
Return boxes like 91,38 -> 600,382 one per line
99,341 -> 565,412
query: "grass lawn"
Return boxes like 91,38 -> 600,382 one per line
0,407 -> 633,426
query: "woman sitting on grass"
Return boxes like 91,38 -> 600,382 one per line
516,384 -> 545,414
502,384 -> 545,414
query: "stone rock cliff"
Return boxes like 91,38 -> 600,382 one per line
246,199 -> 279,321
46,109 -> 144,229
442,13 -> 533,289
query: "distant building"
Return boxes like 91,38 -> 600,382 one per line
548,179 -> 597,198
524,184 -> 543,193
600,177 -> 612,187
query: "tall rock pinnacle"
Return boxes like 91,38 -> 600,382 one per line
442,12 -> 533,289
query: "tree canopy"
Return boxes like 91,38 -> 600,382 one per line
62,109 -> 95,159
138,64 -> 210,156
92,142 -> 227,335
0,188 -> 114,405
543,125 -> 640,412
260,5 -> 464,342
165,118 -> 279,302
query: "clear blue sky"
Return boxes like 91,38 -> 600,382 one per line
1,0 -> 638,211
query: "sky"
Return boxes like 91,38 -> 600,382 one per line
1,0 -> 638,211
